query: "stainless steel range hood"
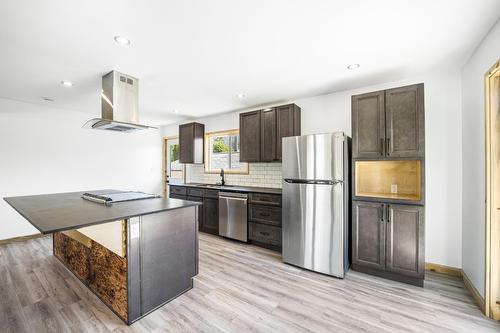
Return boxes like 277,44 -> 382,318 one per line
83,71 -> 156,132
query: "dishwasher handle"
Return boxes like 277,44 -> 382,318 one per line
219,192 -> 248,200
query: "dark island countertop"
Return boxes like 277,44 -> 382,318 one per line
4,190 -> 201,234
168,182 -> 282,195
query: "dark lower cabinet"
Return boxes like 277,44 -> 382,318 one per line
352,200 -> 424,286
352,201 -> 385,271
169,194 -> 186,200
249,222 -> 281,246
201,197 -> 219,235
248,193 -> 282,251
386,204 -> 425,278
170,185 -> 282,250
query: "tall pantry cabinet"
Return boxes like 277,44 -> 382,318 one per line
351,83 -> 425,287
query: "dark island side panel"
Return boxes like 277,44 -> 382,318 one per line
53,232 -> 128,321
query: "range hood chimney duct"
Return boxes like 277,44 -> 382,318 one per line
83,70 -> 156,132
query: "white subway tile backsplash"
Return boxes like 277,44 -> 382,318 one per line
187,163 -> 282,188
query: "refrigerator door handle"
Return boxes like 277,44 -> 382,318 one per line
284,178 -> 343,185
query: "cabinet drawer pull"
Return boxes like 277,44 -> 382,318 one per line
259,212 -> 271,217
259,231 -> 270,236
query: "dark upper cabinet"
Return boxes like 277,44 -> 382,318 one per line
352,84 -> 424,159
386,204 -> 424,278
385,84 -> 425,157
240,104 -> 301,162
240,111 -> 261,162
202,197 -> 219,235
260,108 -> 277,162
352,91 -> 385,158
352,201 -> 386,271
179,122 -> 204,164
276,104 -> 301,160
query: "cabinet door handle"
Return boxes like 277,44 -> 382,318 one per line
386,138 -> 391,156
259,231 -> 270,236
387,205 -> 391,223
379,205 -> 384,222
380,138 -> 384,155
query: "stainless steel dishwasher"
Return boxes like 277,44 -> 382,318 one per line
219,192 -> 248,242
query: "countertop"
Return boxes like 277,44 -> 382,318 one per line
4,190 -> 201,234
168,182 -> 282,195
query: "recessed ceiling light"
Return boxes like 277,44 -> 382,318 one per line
173,109 -> 179,113
41,97 -> 55,102
347,64 -> 360,70
114,36 -> 131,46
236,93 -> 246,99
60,80 -> 73,87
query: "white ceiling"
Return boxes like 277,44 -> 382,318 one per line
0,0 -> 499,125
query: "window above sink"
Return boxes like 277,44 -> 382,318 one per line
204,129 -> 249,174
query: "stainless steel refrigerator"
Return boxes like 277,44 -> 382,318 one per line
282,132 -> 350,278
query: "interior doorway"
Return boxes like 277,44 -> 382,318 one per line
485,59 -> 500,320
162,136 -> 184,196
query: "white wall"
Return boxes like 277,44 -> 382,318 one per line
0,98 -> 163,240
163,68 -> 463,268
461,19 -> 500,297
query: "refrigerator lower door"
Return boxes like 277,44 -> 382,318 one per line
282,181 -> 346,277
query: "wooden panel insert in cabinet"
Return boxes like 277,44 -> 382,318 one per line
355,160 -> 421,201
53,231 -> 128,322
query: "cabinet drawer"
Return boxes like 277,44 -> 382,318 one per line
187,187 -> 204,197
169,194 -> 187,200
203,189 -> 219,198
249,193 -> 281,206
249,222 -> 282,246
169,186 -> 187,196
249,205 -> 281,226
187,195 -> 203,202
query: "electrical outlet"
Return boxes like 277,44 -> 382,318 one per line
391,184 -> 398,194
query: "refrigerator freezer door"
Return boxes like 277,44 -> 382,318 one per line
282,133 -> 345,182
282,181 -> 346,277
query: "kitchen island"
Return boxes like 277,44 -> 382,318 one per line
4,190 -> 201,324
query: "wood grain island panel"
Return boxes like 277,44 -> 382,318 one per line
53,231 -> 128,321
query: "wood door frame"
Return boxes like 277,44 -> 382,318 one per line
162,136 -> 184,196
485,59 -> 500,319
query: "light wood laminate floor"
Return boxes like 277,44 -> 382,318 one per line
1,233 -> 499,333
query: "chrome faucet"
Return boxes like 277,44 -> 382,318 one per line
220,168 -> 225,186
